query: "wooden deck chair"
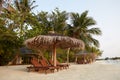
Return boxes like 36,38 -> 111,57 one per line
56,60 -> 70,69
27,58 -> 43,72
40,59 -> 60,73
48,59 -> 63,70
27,58 -> 52,74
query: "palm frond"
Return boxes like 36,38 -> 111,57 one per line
87,28 -> 102,35
14,0 -> 21,11
84,17 -> 96,27
90,38 -> 99,47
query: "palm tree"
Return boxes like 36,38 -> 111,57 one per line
0,0 -> 38,65
0,18 -> 22,65
0,0 -> 10,13
87,46 -> 103,57
0,0 -> 3,12
1,0 -> 37,37
64,11 -> 102,59
37,11 -> 50,34
49,8 -> 68,34
14,0 -> 37,36
36,8 -> 68,35
68,11 -> 102,48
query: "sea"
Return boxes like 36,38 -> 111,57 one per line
104,60 -> 120,64
96,60 -> 120,65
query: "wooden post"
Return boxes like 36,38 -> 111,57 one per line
53,44 -> 56,66
75,56 -> 78,63
67,48 -> 70,63
51,51 -> 54,61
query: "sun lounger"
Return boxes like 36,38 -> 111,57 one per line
40,59 -> 60,72
48,59 -> 64,70
56,60 -> 70,69
27,58 -> 44,72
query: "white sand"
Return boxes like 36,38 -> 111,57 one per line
0,61 -> 120,80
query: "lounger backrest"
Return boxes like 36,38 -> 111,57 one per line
49,59 -> 54,66
31,58 -> 41,67
40,60 -> 47,67
56,60 -> 60,64
40,59 -> 49,67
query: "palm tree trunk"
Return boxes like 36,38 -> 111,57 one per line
0,0 -> 3,13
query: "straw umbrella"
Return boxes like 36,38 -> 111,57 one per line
24,33 -> 85,66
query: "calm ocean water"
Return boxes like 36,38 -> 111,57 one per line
104,60 -> 120,64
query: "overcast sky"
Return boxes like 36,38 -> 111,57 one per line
33,0 -> 120,58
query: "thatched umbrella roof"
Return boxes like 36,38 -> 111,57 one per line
25,35 -> 84,50
24,33 -> 85,66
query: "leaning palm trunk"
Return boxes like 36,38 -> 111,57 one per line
0,0 -> 3,13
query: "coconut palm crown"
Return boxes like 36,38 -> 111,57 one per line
66,11 -> 102,49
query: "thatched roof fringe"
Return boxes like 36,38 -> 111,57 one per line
24,35 -> 85,50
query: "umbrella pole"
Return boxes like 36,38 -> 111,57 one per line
67,48 -> 70,63
53,44 -> 56,66
51,51 -> 54,61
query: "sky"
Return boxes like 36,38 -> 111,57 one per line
33,0 -> 120,58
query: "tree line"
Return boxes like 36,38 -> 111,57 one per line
0,0 -> 102,65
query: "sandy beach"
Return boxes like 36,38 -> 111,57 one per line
0,61 -> 120,80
